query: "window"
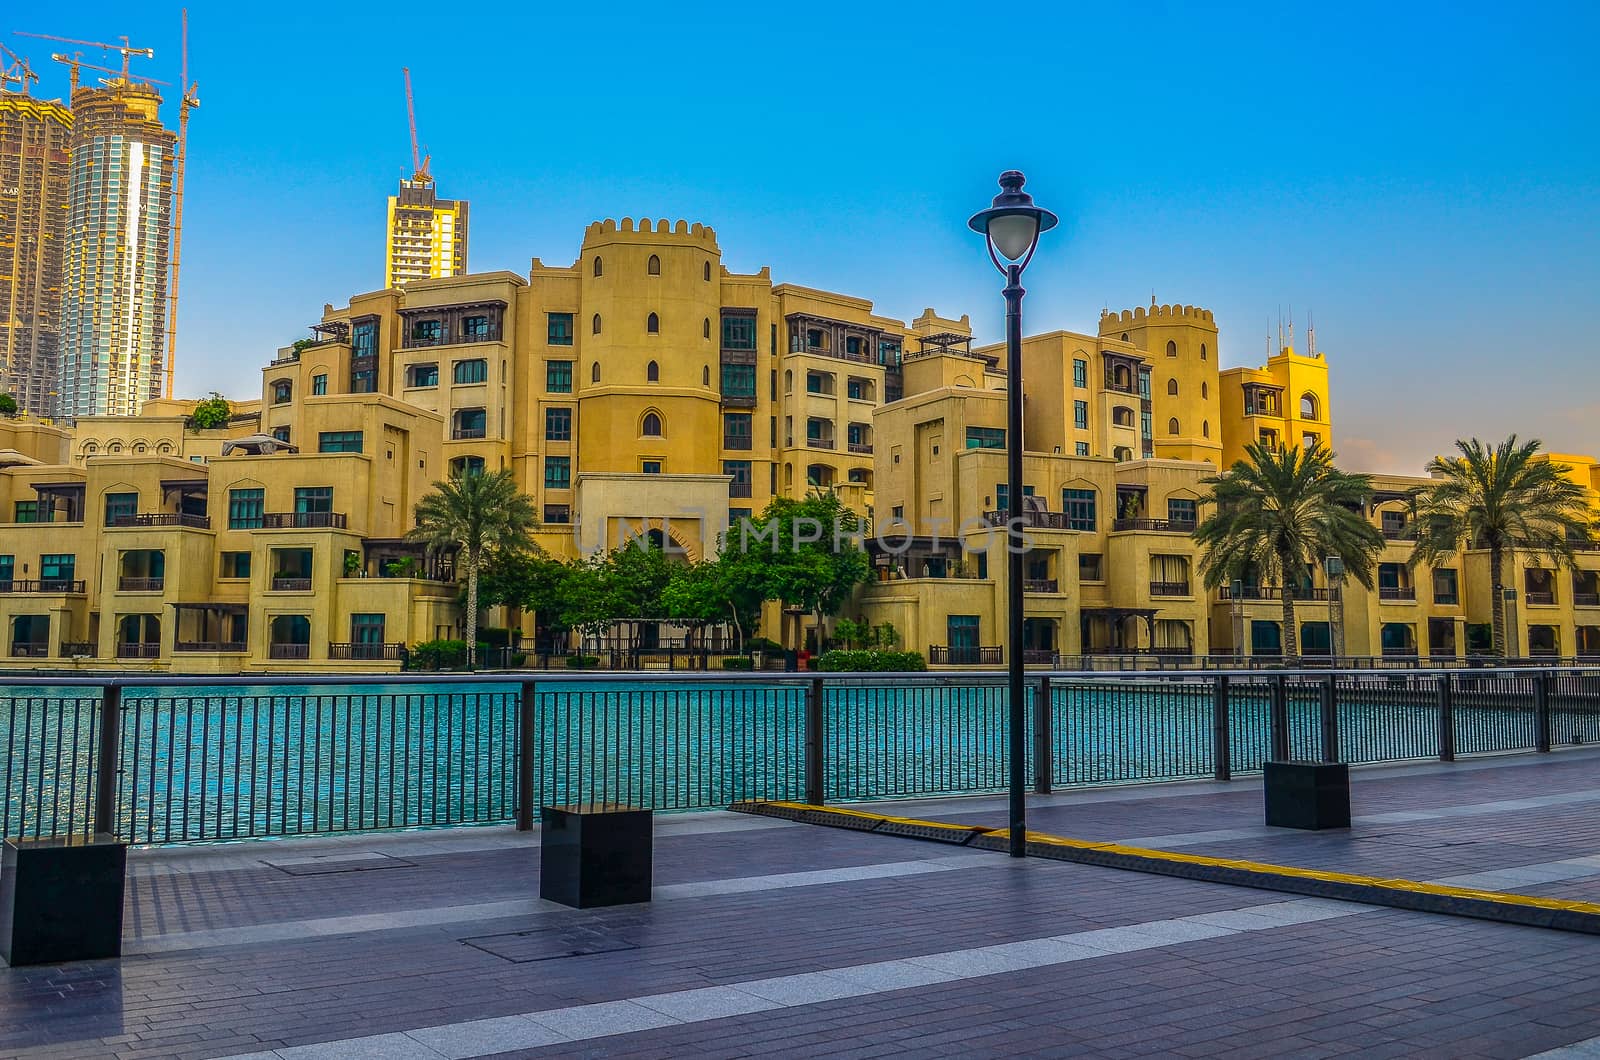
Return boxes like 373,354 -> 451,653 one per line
221,552 -> 251,579
1201,381 -> 1208,398
1063,488 -> 1096,531
591,361 -> 601,383
1073,400 -> 1088,430
647,254 -> 661,275
1167,378 -> 1178,396
272,427 -> 291,444
228,488 -> 264,529
453,408 -> 487,438
1166,340 -> 1178,357
878,339 -> 901,366
891,505 -> 905,520
1168,417 -> 1180,436
546,360 -> 572,393
1073,359 -> 1088,388
350,362 -> 377,393
271,379 -> 292,405
966,427 -> 1006,449
1200,342 -> 1208,361
318,431 -> 363,453
545,407 -> 572,441
1076,442 -> 1090,456
641,412 -> 662,437
641,460 -> 662,474
704,261 -> 712,281
721,363 -> 756,398
704,365 -> 711,386
1168,498 -> 1197,526
728,507 -> 751,527
772,324 -> 778,355
544,456 -> 571,490
703,318 -> 711,339
647,360 -> 659,382
725,460 -> 752,497
1113,446 -> 1133,462
1139,369 -> 1152,400
543,504 -> 571,524
592,313 -> 602,335
411,319 -> 443,344
724,413 -> 752,449
646,313 -> 660,334
103,492 -> 137,526
1202,420 -> 1210,438
1303,432 -> 1319,450
352,319 -> 377,358
40,554 -> 74,586
312,374 -> 328,396
13,500 -> 37,523
1112,406 -> 1134,427
547,313 -> 574,345
1433,568 -> 1459,605
453,358 -> 488,384
450,456 -> 486,477
721,313 -> 757,350
462,315 -> 492,340
1300,393 -> 1319,419
846,336 -> 862,357
352,613 -> 386,645
294,487 -> 333,515
591,254 -> 604,276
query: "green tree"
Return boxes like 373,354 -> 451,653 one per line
1410,437 -> 1593,657
0,394 -> 17,418
478,548 -> 567,630
188,392 -> 231,430
735,492 -> 873,652
407,470 -> 536,667
1196,442 -> 1384,661
661,559 -> 726,661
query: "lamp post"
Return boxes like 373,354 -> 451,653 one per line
969,171 -> 1057,859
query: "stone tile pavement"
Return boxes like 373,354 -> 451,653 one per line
6,749 -> 1600,1057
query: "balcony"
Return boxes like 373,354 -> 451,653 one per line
928,645 -> 1003,666
1525,590 -> 1556,606
1022,649 -> 1057,665
11,642 -> 48,658
263,512 -> 347,529
116,643 -> 161,659
1382,526 -> 1416,541
720,393 -> 757,409
722,434 -> 753,451
847,442 -> 874,455
806,436 -> 836,451
118,576 -> 165,592
729,482 -> 753,499
328,642 -> 407,661
108,512 -> 211,530
0,579 -> 86,594
270,576 -> 313,592
1218,585 -> 1332,601
719,348 -> 758,366
1150,581 -> 1192,597
981,510 -> 1074,530
1575,592 -> 1600,608
175,641 -> 247,653
268,643 -> 311,660
1379,587 -> 1417,602
1113,518 -> 1196,533
1024,579 -> 1058,594
451,426 -> 488,440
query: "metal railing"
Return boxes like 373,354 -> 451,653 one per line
1379,587 -> 1417,601
1023,578 -> 1058,593
928,645 -> 1003,665
60,642 -> 94,657
1150,581 -> 1191,597
1526,590 -> 1556,606
263,512 -> 348,529
1113,518 -> 1196,533
118,577 -> 165,592
1575,592 -> 1600,608
175,641 -> 247,653
2,666 -> 1598,847
451,426 -> 488,440
847,441 -> 874,454
270,576 -> 313,592
10,643 -> 48,658
109,513 -> 211,530
328,642 -> 407,661
268,643 -> 310,660
116,643 -> 160,659
982,510 -> 1077,530
0,579 -> 86,594
1219,585 -> 1333,601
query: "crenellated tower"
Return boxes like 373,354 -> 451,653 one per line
1099,302 -> 1222,465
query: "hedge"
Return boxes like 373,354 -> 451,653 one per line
816,649 -> 927,672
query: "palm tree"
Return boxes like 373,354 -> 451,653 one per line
1197,442 -> 1384,661
1410,437 -> 1593,658
408,470 -> 537,667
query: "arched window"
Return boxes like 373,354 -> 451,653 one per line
1201,381 -> 1208,399
703,317 -> 711,339
1112,406 -> 1134,427
647,254 -> 661,275
82,442 -> 98,455
591,362 -> 601,383
784,369 -> 793,393
647,360 -> 659,382
702,365 -> 710,386
1167,378 -> 1179,396
1112,364 -> 1131,389
1113,446 -> 1133,462
1120,333 -> 1129,342
704,261 -> 712,281
592,313 -> 602,335
1300,392 -> 1319,419
641,412 -> 662,437
133,442 -> 147,454
1200,342 -> 1208,361
1168,417 -> 1180,436
592,256 -> 602,277
1166,340 -> 1178,358
1202,420 -> 1211,438
646,312 -> 660,334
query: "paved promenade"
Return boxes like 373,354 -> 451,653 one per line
7,750 -> 1600,1058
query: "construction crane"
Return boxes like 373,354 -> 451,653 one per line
0,43 -> 39,95
163,9 -> 199,400
14,31 -> 152,83
48,54 -> 169,89
402,66 -> 431,183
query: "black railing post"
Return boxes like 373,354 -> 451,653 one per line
516,681 -> 537,831
1437,672 -> 1455,762
1033,674 -> 1052,794
92,684 -> 121,837
1319,675 -> 1339,763
804,676 -> 825,805
1270,674 -> 1290,762
1212,674 -> 1231,781
1535,670 -> 1552,753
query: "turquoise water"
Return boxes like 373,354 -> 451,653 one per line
1,676 -> 1590,844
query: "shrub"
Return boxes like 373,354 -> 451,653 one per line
817,649 -> 927,672
719,656 -> 754,670
187,393 -> 231,430
565,654 -> 601,669
478,625 -> 513,649
405,639 -> 490,670
746,636 -> 782,655
0,394 -> 16,418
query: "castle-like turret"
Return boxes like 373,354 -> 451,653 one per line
1100,302 -> 1223,465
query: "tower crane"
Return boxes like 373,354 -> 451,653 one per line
14,31 -> 152,83
402,66 -> 431,183
163,9 -> 199,400
48,54 -> 169,88
0,44 -> 39,95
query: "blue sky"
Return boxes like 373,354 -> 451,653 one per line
23,1 -> 1599,473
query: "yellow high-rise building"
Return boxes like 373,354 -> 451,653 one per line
384,178 -> 468,288
0,91 -> 71,418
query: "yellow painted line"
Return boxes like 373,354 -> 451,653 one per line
741,801 -> 1600,919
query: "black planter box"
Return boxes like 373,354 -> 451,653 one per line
539,804 -> 652,909
1263,761 -> 1351,830
1,834 -> 127,965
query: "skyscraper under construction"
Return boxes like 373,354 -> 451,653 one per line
0,90 -> 71,418
60,79 -> 175,418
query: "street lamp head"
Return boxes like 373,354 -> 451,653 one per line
968,170 -> 1058,271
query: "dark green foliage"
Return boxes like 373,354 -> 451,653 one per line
719,656 -> 755,670
188,393 -> 231,430
817,650 -> 927,672
0,394 -> 17,418
565,654 -> 601,669
405,639 -> 489,670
